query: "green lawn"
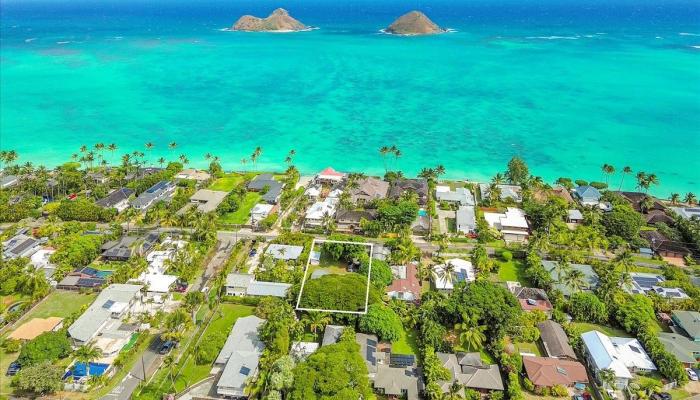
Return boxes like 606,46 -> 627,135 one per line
208,172 -> 256,192
218,192 -> 262,224
515,341 -> 542,356
19,290 -> 96,320
445,218 -> 457,233
391,327 -> 419,355
136,304 -> 254,398
570,322 -> 632,337
496,259 -> 531,286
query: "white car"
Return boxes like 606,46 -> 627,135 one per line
686,368 -> 698,381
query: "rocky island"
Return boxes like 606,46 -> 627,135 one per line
385,11 -> 446,35
231,8 -> 309,32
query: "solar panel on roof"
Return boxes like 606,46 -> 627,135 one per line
367,339 -> 377,347
390,354 -> 415,368
78,278 -> 104,287
240,366 -> 251,376
366,347 -> 376,364
103,300 -> 115,309
146,181 -> 169,193
629,345 -> 641,353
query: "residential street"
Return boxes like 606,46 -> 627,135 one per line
101,336 -> 163,400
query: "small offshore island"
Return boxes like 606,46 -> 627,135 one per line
385,10 -> 447,35
231,8 -> 309,32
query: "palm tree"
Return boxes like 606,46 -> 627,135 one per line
162,354 -> 177,390
75,344 -> 101,379
635,171 -> 647,191
251,147 -> 262,170
157,157 -> 166,169
379,146 -> 390,173
492,173 -> 505,185
601,164 -> 615,185
685,192 -> 697,206
79,145 -> 88,154
619,166 -> 632,190
435,164 -> 446,178
446,381 -> 464,400
168,142 -> 178,161
107,143 -> 118,164
454,313 -> 486,352
598,368 -> 617,390
670,193 -> 680,205
240,158 -> 248,171
302,312 -> 331,339
321,211 -> 335,234
18,269 -> 49,300
438,260 -> 457,285
562,268 -> 587,292
144,142 -> 154,166
551,261 -> 571,281
285,149 -> 296,166
646,173 -> 659,193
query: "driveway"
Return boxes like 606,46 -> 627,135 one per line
101,336 -> 164,400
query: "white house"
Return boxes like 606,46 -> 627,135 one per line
250,203 -> 274,225
304,198 -> 338,228
483,207 -> 530,243
215,316 -> 266,397
435,186 -> 475,206
225,273 -> 291,298
30,247 -> 57,280
581,330 -> 656,389
265,244 -> 304,261
315,167 -> 345,184
432,259 -> 476,291
456,206 -> 477,235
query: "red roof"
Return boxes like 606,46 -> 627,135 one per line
318,167 -> 344,177
523,356 -> 588,387
386,263 -> 421,300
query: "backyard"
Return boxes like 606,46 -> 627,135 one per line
495,258 -> 531,286
391,327 -> 419,355
218,192 -> 262,225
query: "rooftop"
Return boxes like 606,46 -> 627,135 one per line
432,259 -> 475,290
216,316 -> 266,395
523,356 -> 588,387
265,244 -> 304,260
581,330 -> 655,379
537,320 -> 577,359
68,284 -> 142,343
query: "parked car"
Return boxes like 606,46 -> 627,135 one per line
651,393 -> 672,400
249,248 -> 257,257
159,340 -> 177,354
6,361 -> 20,376
687,368 -> 698,381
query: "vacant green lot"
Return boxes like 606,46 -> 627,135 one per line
218,192 -> 262,224
391,327 -> 419,355
208,172 -> 257,192
19,290 -> 96,320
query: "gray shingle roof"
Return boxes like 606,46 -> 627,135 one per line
216,316 -> 266,395
67,284 -> 142,343
322,325 -> 344,346
537,320 -> 577,359
96,188 -> 134,208
247,281 -> 291,297
265,244 -> 304,260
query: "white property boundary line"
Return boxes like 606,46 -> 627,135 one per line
295,238 -> 374,315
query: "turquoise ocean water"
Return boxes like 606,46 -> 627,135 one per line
1,0 -> 699,195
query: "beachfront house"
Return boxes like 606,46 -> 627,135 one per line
225,273 -> 291,298
435,186 -> 475,206
174,168 -> 211,184
189,189 -> 228,213
479,183 -> 522,203
389,178 -> 429,205
456,206 -> 477,235
315,167 -> 346,185
0,174 -> 19,189
130,180 -> 176,211
669,206 -> 700,221
574,185 -> 602,206
581,330 -> 656,389
437,352 -> 504,394
247,174 -> 284,204
214,316 -> 266,398
387,263 -> 421,301
250,203 -> 274,226
567,209 -> 584,224
96,188 -> 134,213
67,284 -> 143,348
432,259 -> 475,292
483,207 -> 530,243
349,177 -> 389,204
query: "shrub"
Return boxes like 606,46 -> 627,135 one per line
3,338 -> 21,353
358,304 -> 403,342
17,331 -> 71,366
501,251 -> 513,262
551,384 -> 569,397
523,378 -> 535,392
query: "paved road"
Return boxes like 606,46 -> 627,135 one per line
101,336 -> 163,400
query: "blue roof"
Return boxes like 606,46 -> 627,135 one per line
146,180 -> 170,193
70,362 -> 109,378
575,185 -> 602,201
